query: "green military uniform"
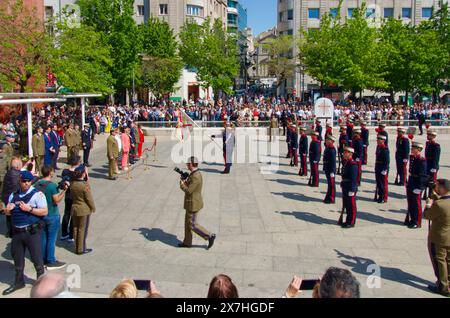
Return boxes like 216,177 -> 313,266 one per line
2,143 -> 14,170
70,180 -> 96,254
73,129 -> 82,158
424,194 -> 450,295
31,133 -> 45,176
0,150 -> 6,194
17,124 -> 28,157
180,169 -> 211,246
133,126 -> 140,156
65,128 -> 76,162
269,117 -> 279,142
106,134 -> 119,179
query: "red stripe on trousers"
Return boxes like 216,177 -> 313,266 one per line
417,194 -> 422,226
384,174 -> 388,201
351,195 -> 357,225
403,162 -> 407,184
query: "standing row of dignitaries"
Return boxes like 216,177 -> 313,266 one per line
284,121 -> 441,230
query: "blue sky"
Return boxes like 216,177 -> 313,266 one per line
240,0 -> 277,36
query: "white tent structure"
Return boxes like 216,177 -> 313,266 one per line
0,97 -> 67,157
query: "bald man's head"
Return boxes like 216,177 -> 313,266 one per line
10,157 -> 22,170
30,273 -> 66,298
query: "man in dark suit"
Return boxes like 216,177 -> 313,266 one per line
323,135 -> 337,204
81,124 -> 92,167
50,124 -> 61,170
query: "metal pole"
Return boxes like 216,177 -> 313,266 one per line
81,97 -> 86,127
132,68 -> 136,104
27,103 -> 33,158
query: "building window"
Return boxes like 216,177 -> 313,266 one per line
279,12 -> 284,22
137,5 -> 144,16
287,29 -> 293,35
187,5 -> 203,17
44,6 -> 54,20
348,8 -> 355,18
159,4 -> 168,15
384,8 -> 394,18
308,8 -> 320,19
330,8 -> 338,18
402,8 -> 411,19
422,7 -> 433,18
287,9 -> 293,20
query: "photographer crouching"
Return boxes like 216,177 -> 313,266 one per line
34,166 -> 69,270
2,171 -> 48,296
177,157 -> 216,250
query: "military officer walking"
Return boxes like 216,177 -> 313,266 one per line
106,128 -> 119,180
70,165 -> 95,255
360,121 -> 369,165
65,123 -> 76,163
81,124 -> 92,167
289,125 -> 299,167
352,128 -> 364,186
395,128 -> 410,186
308,132 -> 321,187
32,126 -> 45,176
339,147 -> 359,228
298,127 -> 308,176
424,131 -> 441,199
2,133 -> 16,170
73,124 -> 82,159
405,142 -> 428,229
377,123 -> 389,146
375,135 -> 390,204
323,135 -> 337,204
269,116 -> 278,142
221,122 -> 235,174
315,119 -> 323,143
286,122 -> 292,159
178,157 -> 216,249
2,171 -> 48,296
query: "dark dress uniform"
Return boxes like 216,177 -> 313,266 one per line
290,127 -> 299,167
352,136 -> 364,186
298,132 -> 308,176
4,183 -> 47,295
375,144 -> 390,203
424,140 -> 441,198
346,124 -> 353,142
323,143 -> 337,203
406,154 -> 428,228
340,159 -> 359,227
338,132 -> 349,175
286,126 -> 292,158
81,129 -> 92,166
324,126 -> 333,146
395,136 -> 410,185
222,128 -> 235,174
308,138 -> 321,187
50,129 -> 60,169
361,126 -> 369,165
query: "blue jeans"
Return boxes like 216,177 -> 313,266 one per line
41,214 -> 61,264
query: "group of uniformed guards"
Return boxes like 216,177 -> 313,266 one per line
284,118 -> 441,229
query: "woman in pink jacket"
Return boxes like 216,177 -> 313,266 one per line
121,127 -> 131,170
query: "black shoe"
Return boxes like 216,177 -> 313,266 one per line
2,283 -> 25,296
109,177 -> 117,180
408,224 -> 420,229
377,199 -> 387,204
428,285 -> 450,297
5,232 -> 10,238
45,261 -> 67,270
220,171 -> 230,175
177,243 -> 191,248
77,248 -> 93,255
208,234 -> 216,250
341,224 -> 355,229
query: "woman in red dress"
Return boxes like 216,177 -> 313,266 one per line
138,124 -> 145,157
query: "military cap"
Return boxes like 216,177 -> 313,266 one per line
300,127 -> 306,131
310,131 -> 319,136
186,156 -> 199,164
344,147 -> 355,154
377,135 -> 387,140
326,135 -> 336,142
397,127 -> 406,133
412,142 -> 424,149
378,123 -> 386,128
427,130 -> 437,137
353,128 -> 361,134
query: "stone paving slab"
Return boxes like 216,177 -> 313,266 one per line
0,132 -> 448,298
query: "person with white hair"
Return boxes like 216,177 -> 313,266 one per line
30,272 -> 76,298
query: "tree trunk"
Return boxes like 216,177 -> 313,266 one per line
320,82 -> 324,98
405,90 -> 409,106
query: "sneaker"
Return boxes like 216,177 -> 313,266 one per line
67,238 -> 75,243
45,261 -> 67,270
60,235 -> 69,241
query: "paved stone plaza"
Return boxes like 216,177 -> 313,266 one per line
0,131 -> 448,298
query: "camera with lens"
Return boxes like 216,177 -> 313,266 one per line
58,173 -> 72,190
174,167 -> 190,181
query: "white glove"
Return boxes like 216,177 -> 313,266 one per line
356,158 -> 360,162
381,170 -> 387,176
413,189 -> 422,195
403,159 -> 408,163
330,173 -> 335,178
313,161 -> 318,164
430,169 -> 437,173
348,192 -> 355,197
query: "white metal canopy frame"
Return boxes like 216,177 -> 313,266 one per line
0,98 -> 67,158
0,92 -> 102,128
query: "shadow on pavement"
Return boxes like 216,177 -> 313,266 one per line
334,249 -> 435,294
133,228 -> 180,247
271,192 -> 325,203
278,211 -> 337,225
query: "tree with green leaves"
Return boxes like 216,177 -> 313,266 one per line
179,18 -> 239,98
0,0 -> 50,92
49,20 -> 114,94
76,0 -> 141,102
138,17 -> 182,98
264,35 -> 297,93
